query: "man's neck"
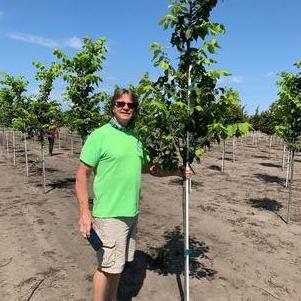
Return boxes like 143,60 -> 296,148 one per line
111,117 -> 127,130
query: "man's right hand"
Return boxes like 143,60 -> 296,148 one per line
75,162 -> 93,239
79,210 -> 92,238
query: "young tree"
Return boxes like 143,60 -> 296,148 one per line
0,73 -> 28,164
252,108 -> 281,158
54,37 -> 109,141
27,61 -> 62,192
227,122 -> 252,162
208,88 -> 250,171
136,1 -> 229,299
137,0 -> 230,167
275,61 -> 301,223
248,106 -> 262,145
0,73 -> 28,127
12,96 -> 36,176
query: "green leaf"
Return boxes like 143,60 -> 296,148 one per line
158,60 -> 170,71
185,29 -> 192,40
194,105 -> 203,112
195,148 -> 205,157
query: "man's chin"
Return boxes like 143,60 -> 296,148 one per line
121,115 -> 132,121
118,118 -> 131,126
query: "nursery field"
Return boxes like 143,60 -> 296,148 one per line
0,133 -> 301,301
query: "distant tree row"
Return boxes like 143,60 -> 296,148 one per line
248,61 -> 301,222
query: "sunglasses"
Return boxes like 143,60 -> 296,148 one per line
115,101 -> 137,109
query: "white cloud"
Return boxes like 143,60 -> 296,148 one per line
267,71 -> 275,77
217,75 -> 243,86
230,76 -> 243,83
102,70 -> 117,82
63,37 -> 82,49
8,32 -> 59,48
106,75 -> 117,81
7,32 -> 82,49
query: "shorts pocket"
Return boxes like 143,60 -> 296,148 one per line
99,239 -> 116,268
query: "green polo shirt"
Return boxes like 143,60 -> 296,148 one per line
80,123 -> 149,218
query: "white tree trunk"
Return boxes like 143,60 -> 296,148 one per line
269,135 -> 272,159
0,128 -> 4,150
41,142 -> 46,193
70,133 -> 74,154
287,150 -> 295,223
6,131 -> 9,156
221,140 -> 225,172
12,130 -> 16,166
285,150 -> 291,188
232,137 -> 236,162
281,143 -> 286,171
24,133 -> 29,177
58,130 -> 61,150
184,64 -> 191,301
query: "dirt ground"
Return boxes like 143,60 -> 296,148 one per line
0,132 -> 301,301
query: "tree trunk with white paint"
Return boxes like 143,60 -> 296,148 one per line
287,150 -> 295,223
40,141 -> 46,193
221,140 -> 225,172
12,130 -> 16,166
232,137 -> 236,162
24,133 -> 29,177
281,143 -> 286,171
285,150 -> 291,188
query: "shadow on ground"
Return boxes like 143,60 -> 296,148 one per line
208,165 -> 221,171
248,198 -> 283,212
168,178 -> 203,189
118,226 -> 216,301
254,173 -> 284,185
45,177 -> 75,193
49,152 -> 64,156
36,167 -> 60,174
259,162 -> 281,168
147,226 -> 216,279
118,251 -> 148,301
218,157 -> 233,161
253,155 -> 268,159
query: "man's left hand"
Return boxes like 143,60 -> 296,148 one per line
180,164 -> 194,179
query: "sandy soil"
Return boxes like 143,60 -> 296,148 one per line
0,132 -> 301,301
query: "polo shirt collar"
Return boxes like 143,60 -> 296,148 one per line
109,117 -> 128,132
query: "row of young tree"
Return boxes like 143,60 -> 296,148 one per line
248,61 -> 301,222
0,0 -> 299,213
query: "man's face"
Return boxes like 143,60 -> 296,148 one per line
113,93 -> 136,127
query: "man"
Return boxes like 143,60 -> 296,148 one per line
75,88 -> 191,301
46,124 -> 59,156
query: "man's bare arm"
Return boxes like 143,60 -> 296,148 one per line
75,162 -> 93,238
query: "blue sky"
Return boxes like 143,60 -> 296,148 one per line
0,0 -> 300,114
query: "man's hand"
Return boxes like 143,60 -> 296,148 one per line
145,162 -> 194,178
180,164 -> 194,179
75,162 -> 93,239
79,209 -> 92,238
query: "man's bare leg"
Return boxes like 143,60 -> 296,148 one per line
93,270 -> 109,301
108,273 -> 121,301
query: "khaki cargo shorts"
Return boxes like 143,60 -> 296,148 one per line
92,216 -> 138,274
